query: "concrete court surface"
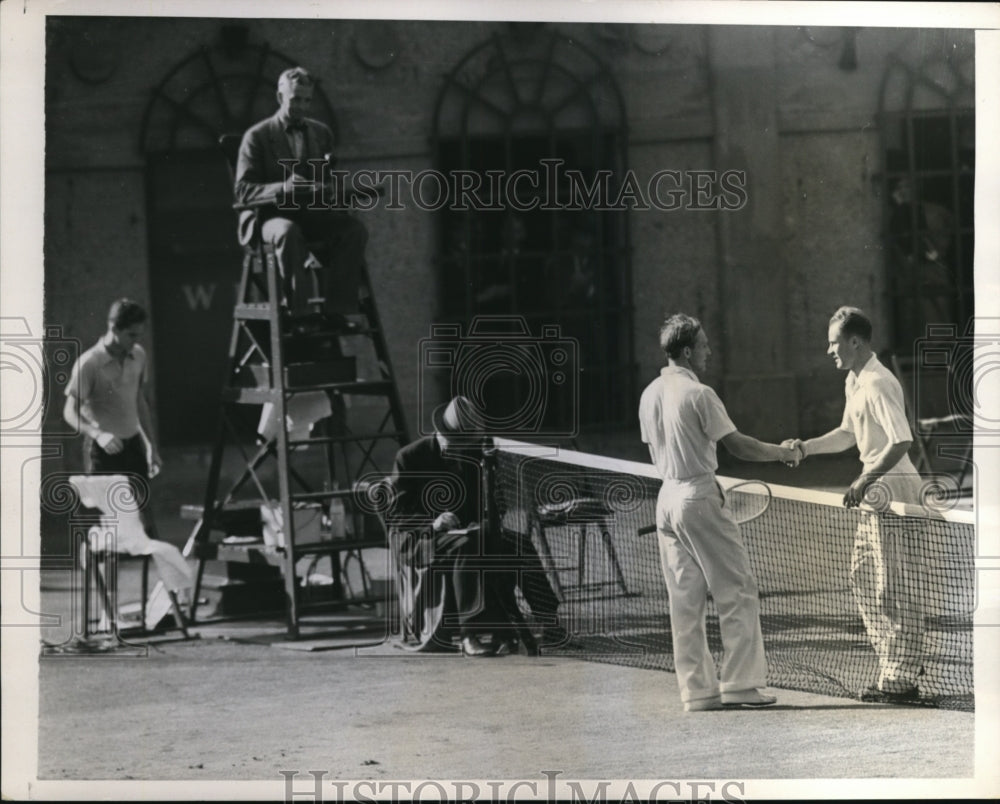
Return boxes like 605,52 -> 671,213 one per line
21,443 -> 993,798
35,634 -> 977,782
32,604 -> 982,788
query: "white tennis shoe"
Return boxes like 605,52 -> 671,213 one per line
684,696 -> 724,712
721,689 -> 777,707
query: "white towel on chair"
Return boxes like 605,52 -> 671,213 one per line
70,475 -> 193,593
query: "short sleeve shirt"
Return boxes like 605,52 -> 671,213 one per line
839,354 -> 913,470
64,339 -> 146,439
639,366 -> 737,480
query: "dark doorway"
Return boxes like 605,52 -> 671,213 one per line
432,31 -> 633,436
145,149 -> 241,444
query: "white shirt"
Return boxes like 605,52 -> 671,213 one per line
639,366 -> 736,482
839,354 -> 914,469
65,339 -> 146,438
839,354 -> 922,505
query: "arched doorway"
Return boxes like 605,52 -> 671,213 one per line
138,30 -> 337,444
431,27 -> 633,434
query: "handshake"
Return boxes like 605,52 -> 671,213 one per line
780,438 -> 806,468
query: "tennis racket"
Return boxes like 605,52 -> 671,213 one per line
723,480 -> 773,525
637,479 -> 773,537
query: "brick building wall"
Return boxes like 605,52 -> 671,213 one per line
41,17 -> 975,458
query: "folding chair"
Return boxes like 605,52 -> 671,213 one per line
70,475 -> 193,638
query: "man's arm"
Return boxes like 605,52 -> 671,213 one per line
234,124 -> 327,208
136,390 -> 162,477
388,445 -> 458,534
234,127 -> 306,208
63,394 -> 123,455
798,427 -> 857,457
720,431 -> 800,464
843,440 -> 912,508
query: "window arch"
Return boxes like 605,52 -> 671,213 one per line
139,34 -> 338,153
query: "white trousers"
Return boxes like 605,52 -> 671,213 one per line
852,512 -> 926,691
852,468 -> 926,691
656,481 -> 768,703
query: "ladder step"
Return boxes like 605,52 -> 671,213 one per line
183,499 -> 336,522
214,537 -> 388,566
289,430 -> 407,446
223,379 -> 394,404
292,379 -> 395,394
181,502 -> 263,534
215,543 -> 283,567
295,537 -> 388,554
291,488 -> 357,503
224,387 -> 279,404
233,303 -> 275,320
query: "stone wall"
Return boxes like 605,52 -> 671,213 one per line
42,17 -> 975,453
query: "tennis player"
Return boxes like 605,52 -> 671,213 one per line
786,306 -> 925,703
639,313 -> 799,712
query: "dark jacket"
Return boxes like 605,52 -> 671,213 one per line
234,112 -> 336,245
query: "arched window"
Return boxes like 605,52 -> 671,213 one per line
432,27 -> 633,432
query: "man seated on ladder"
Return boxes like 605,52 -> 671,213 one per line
235,65 -> 367,330
388,396 -> 564,656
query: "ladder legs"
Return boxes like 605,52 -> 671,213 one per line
187,233 -> 409,638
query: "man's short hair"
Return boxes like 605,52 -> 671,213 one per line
659,313 -> 702,359
277,67 -> 315,94
829,306 -> 873,342
107,298 -> 147,330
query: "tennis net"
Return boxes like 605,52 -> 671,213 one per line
492,438 -> 975,711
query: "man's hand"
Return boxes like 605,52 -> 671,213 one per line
780,439 -> 804,468
96,431 -> 124,455
843,473 -> 874,508
148,449 -> 163,480
280,174 -> 323,207
432,512 -> 461,533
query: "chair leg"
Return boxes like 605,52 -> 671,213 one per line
530,520 -> 565,604
81,544 -> 92,638
93,555 -> 116,633
167,590 -> 191,639
600,525 -> 629,596
141,556 -> 150,632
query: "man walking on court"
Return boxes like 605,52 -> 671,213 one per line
785,306 -> 925,702
63,298 -> 162,524
639,313 -> 799,712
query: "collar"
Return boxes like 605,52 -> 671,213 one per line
276,113 -> 307,133
852,353 -> 879,380
96,337 -> 135,364
661,365 -> 699,383
846,353 -> 879,389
